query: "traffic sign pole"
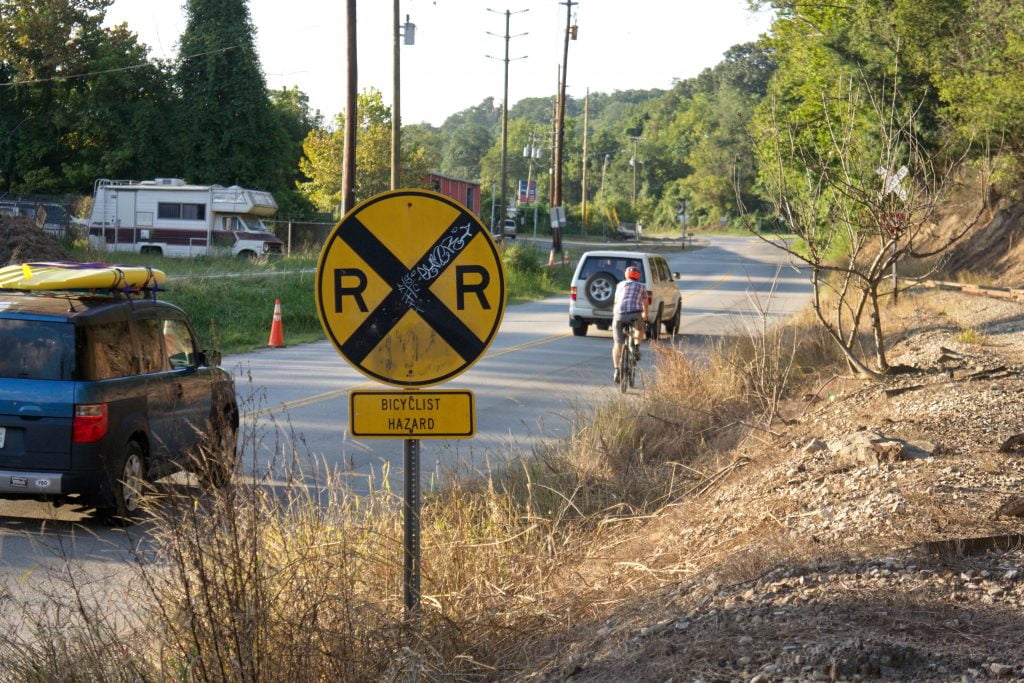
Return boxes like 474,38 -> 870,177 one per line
404,436 -> 421,618
315,190 -> 506,621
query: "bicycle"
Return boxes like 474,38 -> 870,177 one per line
618,319 -> 641,393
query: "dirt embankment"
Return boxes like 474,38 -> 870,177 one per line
943,198 -> 1024,284
0,215 -> 72,264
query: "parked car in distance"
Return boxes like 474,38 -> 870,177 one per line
502,218 -> 517,239
568,250 -> 682,339
0,284 -> 237,523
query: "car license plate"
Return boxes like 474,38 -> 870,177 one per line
0,427 -> 5,448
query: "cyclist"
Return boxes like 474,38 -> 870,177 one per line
612,265 -> 648,384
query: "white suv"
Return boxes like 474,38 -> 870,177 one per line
569,250 -> 682,339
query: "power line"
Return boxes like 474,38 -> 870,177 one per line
0,44 -> 244,88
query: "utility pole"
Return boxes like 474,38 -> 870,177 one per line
391,9 -> 415,190
487,8 -> 528,238
342,0 -> 357,213
549,68 -> 558,206
524,133 -> 540,238
630,135 -> 642,206
391,0 -> 400,190
551,0 -> 577,255
581,87 -> 589,235
599,152 -> 609,239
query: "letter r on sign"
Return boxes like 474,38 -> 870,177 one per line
456,265 -> 490,310
334,268 -> 368,313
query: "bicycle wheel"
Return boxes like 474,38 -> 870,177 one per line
619,342 -> 632,393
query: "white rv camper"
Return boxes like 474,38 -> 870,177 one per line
86,178 -> 285,258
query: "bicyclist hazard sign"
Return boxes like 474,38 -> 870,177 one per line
315,190 -> 506,387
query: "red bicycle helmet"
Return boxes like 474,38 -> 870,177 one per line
625,266 -> 641,281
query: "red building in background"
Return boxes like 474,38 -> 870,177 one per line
426,173 -> 480,216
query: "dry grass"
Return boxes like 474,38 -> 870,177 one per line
0,309 -> 845,681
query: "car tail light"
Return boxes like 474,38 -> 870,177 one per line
73,403 -> 108,443
570,286 -> 577,301
647,291 -> 653,305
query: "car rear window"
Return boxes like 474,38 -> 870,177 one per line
79,321 -> 135,380
0,319 -> 75,380
577,256 -> 646,283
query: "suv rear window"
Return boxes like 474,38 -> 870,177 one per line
0,319 -> 75,380
577,256 -> 646,283
79,321 -> 135,380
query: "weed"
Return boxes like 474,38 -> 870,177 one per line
955,326 -> 990,345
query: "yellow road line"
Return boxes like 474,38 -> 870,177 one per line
242,333 -> 572,420
486,332 -> 570,358
243,381 -> 374,420
679,273 -> 732,303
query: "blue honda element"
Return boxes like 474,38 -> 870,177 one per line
0,291 -> 237,522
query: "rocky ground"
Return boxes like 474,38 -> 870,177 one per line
528,290 -> 1024,681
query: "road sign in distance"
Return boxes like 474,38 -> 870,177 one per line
350,390 -> 475,439
316,190 -> 506,387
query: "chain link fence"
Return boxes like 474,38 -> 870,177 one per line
264,219 -> 337,256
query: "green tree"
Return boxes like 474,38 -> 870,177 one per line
59,24 -> 176,189
297,89 -> 433,214
0,0 -> 172,192
403,123 -> 444,171
269,86 -> 321,217
175,0 -> 289,189
902,0 -> 1024,162
440,123 -> 493,180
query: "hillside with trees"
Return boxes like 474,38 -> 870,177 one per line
2,0 -> 1023,235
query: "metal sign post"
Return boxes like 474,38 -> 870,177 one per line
314,190 -> 505,620
403,436 -> 420,615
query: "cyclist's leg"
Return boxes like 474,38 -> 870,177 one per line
612,317 -> 627,381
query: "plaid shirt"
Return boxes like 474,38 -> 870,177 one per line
613,279 -> 646,316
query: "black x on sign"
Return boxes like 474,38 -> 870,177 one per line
315,190 -> 506,387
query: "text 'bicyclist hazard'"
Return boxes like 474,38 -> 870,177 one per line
315,190 -> 506,387
349,390 -> 475,439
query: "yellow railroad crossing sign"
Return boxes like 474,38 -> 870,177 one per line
349,390 -> 475,439
316,190 -> 506,387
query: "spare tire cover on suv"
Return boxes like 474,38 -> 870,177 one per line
584,271 -> 617,309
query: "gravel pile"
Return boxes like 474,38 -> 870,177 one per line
0,215 -> 72,264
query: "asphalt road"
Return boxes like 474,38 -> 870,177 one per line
223,234 -> 811,494
0,235 -> 810,593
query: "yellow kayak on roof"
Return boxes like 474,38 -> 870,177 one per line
0,262 -> 166,290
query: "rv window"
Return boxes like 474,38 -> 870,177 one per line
158,202 -> 206,220
157,203 -> 179,219
181,203 -> 205,220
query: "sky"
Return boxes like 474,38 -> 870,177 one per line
104,1 -> 775,127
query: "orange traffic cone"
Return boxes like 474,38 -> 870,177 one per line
267,298 -> 285,347
563,249 -> 570,266
548,250 -> 556,267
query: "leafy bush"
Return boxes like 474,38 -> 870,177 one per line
501,242 -> 544,275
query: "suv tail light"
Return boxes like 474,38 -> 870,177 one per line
73,403 -> 108,443
570,285 -> 577,301
647,291 -> 653,305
